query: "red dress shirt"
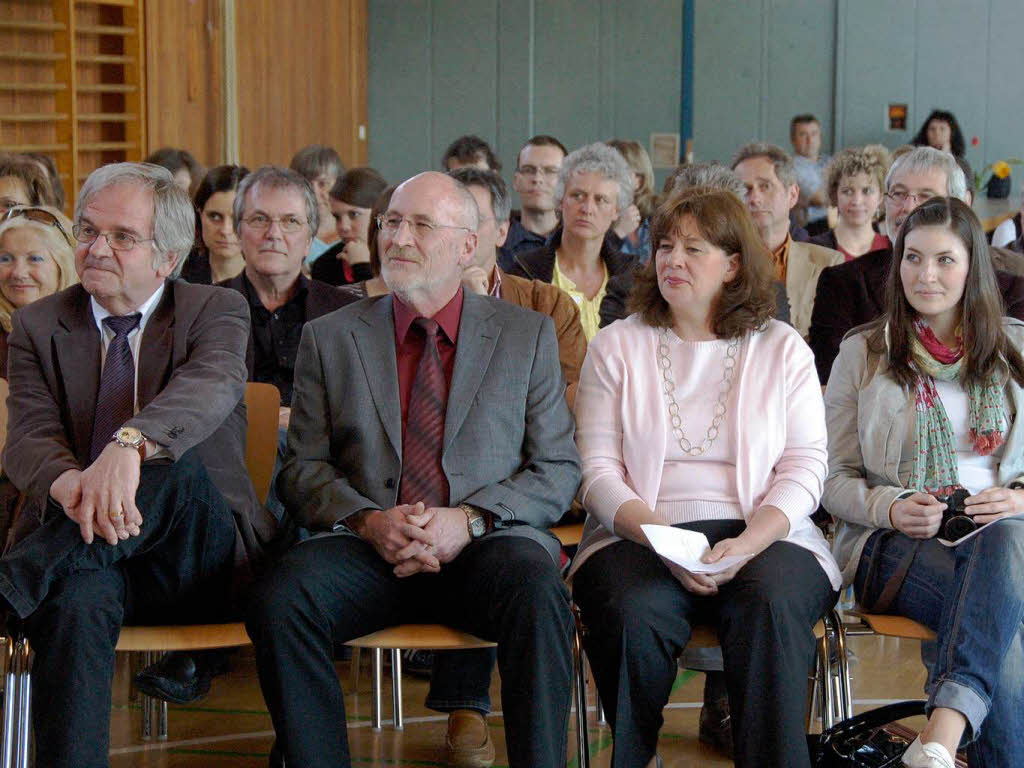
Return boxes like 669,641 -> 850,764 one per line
392,287 -> 464,443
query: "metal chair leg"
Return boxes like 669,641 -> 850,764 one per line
829,609 -> 854,722
818,629 -> 835,730
157,698 -> 168,740
141,652 -> 153,740
2,637 -> 16,768
12,639 -> 30,768
371,648 -> 383,731
571,625 -> 591,768
389,649 -> 403,730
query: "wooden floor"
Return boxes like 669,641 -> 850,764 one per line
105,632 -> 930,767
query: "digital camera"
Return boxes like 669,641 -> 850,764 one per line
935,487 -> 976,542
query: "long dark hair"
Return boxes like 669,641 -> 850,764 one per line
911,110 -> 966,158
868,197 -> 1024,389
192,164 -> 250,247
628,188 -> 775,338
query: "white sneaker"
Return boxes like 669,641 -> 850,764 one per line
902,736 -> 955,768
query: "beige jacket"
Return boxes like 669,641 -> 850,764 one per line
787,241 -> 844,338
823,319 -> 1024,585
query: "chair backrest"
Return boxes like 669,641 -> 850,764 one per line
243,382 -> 280,505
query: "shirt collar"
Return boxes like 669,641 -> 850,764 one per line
241,271 -> 308,311
772,232 -> 792,262
489,265 -> 502,297
90,281 -> 166,335
393,287 -> 464,346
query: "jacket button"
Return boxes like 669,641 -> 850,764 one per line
385,478 -> 395,489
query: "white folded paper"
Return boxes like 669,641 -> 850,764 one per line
641,524 -> 753,574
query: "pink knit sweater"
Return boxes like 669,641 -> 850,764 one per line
568,314 -> 841,590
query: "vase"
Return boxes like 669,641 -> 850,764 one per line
987,174 -> 1011,199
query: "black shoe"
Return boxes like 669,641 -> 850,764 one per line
134,651 -> 212,704
698,672 -> 733,759
401,649 -> 434,679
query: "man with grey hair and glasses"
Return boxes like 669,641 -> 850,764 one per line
809,145 -> 1024,382
0,162 -> 277,768
134,165 -> 359,707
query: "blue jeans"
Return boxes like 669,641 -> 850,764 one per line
855,520 -> 1024,766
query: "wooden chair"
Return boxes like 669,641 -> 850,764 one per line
348,523 -> 592,765
0,382 -> 280,767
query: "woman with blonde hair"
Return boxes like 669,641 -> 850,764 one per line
0,206 -> 78,376
608,138 -> 657,262
811,145 -> 891,260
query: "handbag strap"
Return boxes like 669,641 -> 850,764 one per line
860,530 -> 920,615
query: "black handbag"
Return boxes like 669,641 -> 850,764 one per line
809,701 -> 925,767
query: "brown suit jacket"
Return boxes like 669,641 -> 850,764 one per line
498,268 -> 586,409
2,280 -> 278,586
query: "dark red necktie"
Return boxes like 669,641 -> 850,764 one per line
399,318 -> 449,507
89,313 -> 141,463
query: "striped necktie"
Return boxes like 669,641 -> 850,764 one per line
89,313 -> 142,463
399,318 -> 449,507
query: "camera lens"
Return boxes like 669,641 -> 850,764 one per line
944,514 -> 977,542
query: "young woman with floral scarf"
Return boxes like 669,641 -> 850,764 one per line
824,197 -> 1024,768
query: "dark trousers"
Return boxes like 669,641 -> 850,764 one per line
245,532 -> 573,768
428,647 -> 497,713
0,452 -> 237,768
573,520 -> 836,768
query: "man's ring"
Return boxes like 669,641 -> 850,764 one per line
110,510 -> 124,520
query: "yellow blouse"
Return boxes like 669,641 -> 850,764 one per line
552,257 -> 608,342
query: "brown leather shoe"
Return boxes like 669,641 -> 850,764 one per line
445,709 -> 495,768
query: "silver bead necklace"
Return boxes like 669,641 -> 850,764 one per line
657,328 -> 740,456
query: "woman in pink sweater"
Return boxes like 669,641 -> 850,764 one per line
570,189 -> 840,768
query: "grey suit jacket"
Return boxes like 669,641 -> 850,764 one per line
279,290 -> 582,562
3,280 -> 278,584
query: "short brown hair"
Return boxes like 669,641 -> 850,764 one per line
628,189 -> 776,338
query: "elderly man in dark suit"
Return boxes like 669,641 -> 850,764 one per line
0,162 -> 276,768
809,146 -> 1024,382
246,171 -> 581,768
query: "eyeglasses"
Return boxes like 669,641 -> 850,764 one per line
3,206 -> 74,247
885,189 -> 941,207
516,165 -> 560,178
72,223 -> 153,251
241,214 -> 308,233
376,214 -> 472,239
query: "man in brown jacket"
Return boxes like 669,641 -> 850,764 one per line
415,167 -> 584,766
455,167 -> 585,409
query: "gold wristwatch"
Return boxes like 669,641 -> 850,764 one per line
112,426 -> 146,461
